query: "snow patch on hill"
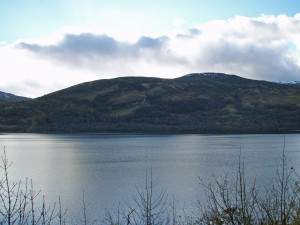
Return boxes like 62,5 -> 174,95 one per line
183,72 -> 230,78
279,81 -> 300,86
0,91 -> 31,101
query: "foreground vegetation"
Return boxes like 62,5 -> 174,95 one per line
0,147 -> 299,224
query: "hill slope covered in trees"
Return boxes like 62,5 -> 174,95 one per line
1,73 -> 300,133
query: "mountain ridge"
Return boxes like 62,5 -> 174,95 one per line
1,73 -> 300,134
0,91 -> 31,101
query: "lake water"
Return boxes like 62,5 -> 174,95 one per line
0,133 -> 299,223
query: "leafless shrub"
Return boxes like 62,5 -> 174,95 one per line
258,141 -> 300,224
102,203 -> 133,225
197,151 -> 258,225
103,169 -> 169,225
128,169 -> 169,225
197,144 -> 300,225
0,147 -> 66,224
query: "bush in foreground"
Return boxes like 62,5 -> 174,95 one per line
0,148 -> 66,225
197,151 -> 300,225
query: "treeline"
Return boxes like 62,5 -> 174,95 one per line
1,102 -> 300,134
27,104 -> 300,133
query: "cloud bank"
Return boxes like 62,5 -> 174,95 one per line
2,14 -> 300,97
18,34 -> 183,68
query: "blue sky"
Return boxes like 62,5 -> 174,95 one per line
1,0 -> 300,44
1,0 -> 300,97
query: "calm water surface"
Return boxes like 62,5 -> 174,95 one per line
0,133 -> 299,222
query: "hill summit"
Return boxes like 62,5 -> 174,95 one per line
1,73 -> 300,133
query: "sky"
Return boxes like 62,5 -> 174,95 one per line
1,0 -> 300,98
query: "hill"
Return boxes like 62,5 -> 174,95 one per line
0,91 -> 31,101
1,73 -> 300,133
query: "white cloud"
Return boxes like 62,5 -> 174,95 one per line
0,46 -> 99,98
173,17 -> 186,27
1,14 -> 300,98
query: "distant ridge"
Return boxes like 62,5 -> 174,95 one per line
183,72 -> 230,78
279,81 -> 300,86
1,73 -> 300,133
0,91 -> 31,101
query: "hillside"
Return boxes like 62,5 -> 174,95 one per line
0,91 -> 31,101
1,73 -> 300,133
